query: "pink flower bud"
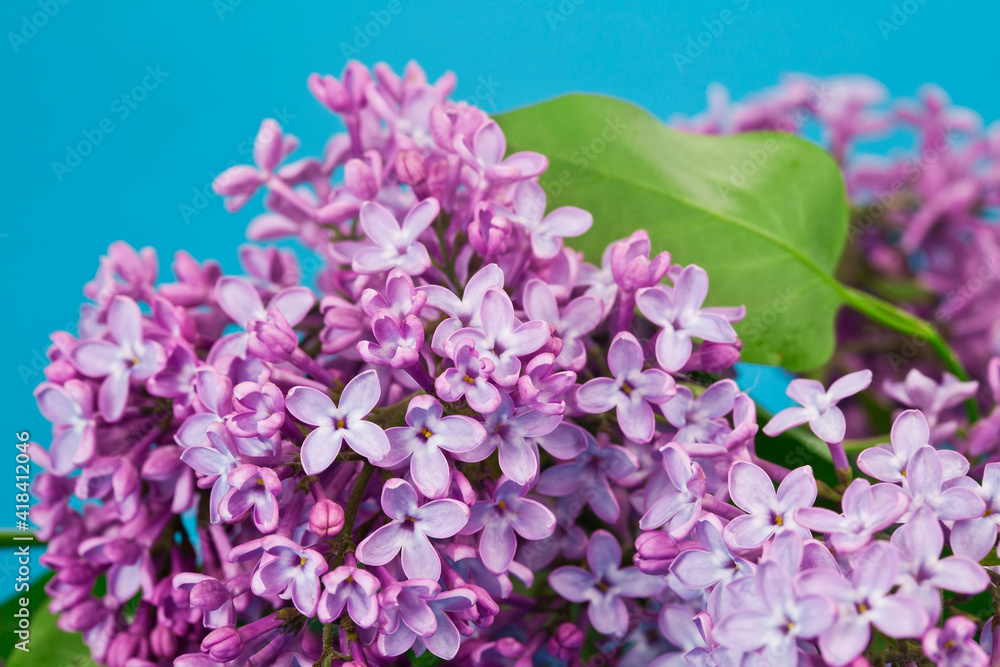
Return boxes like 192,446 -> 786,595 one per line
309,498 -> 346,537
202,626 -> 243,662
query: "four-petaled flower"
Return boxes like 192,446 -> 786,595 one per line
285,370 -> 390,474
69,296 -> 166,422
549,530 -> 665,636
575,332 -> 675,443
724,461 -> 817,549
356,478 -> 470,580
380,395 -> 487,499
352,199 -> 439,275
763,370 -> 873,443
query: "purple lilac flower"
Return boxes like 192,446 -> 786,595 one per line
724,462 -> 816,549
635,265 -> 740,372
69,296 -> 166,421
355,478 -> 469,580
446,286 -> 550,387
285,369 -> 390,474
434,337 -> 501,413
575,332 -> 675,443
661,379 -> 738,444
34,380 -> 96,475
638,444 -> 706,536
857,408 -> 970,482
461,478 -> 556,574
218,464 -> 283,533
794,478 -> 908,553
224,381 -> 285,438
950,463 -> 1000,559
351,199 -> 439,275
229,535 -> 329,616
891,506 -> 990,623
923,616 -> 990,667
763,370 -> 872,443
549,530 -> 665,636
317,556 -> 382,627
903,444 -> 984,521
712,558 -> 836,666
798,542 -> 928,666
379,395 -> 487,498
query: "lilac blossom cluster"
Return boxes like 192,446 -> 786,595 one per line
677,75 -> 1000,428
28,61 -> 1000,667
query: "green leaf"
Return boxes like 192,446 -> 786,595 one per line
497,93 -> 849,371
406,649 -> 446,666
0,580 -> 95,666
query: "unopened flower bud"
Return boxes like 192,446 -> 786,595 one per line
634,530 -> 680,574
309,498 -> 346,537
202,626 -> 244,662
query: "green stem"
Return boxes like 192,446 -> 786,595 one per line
840,286 -> 979,423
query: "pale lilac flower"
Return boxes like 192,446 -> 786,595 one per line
318,557 -> 382,627
724,462 -> 816,549
537,431 -> 639,522
376,577 -> 440,656
34,380 -> 96,475
452,120 -> 547,183
352,199 -> 439,275
661,379 -> 738,444
794,478 -> 909,553
218,464 -> 283,533
902,444 -> 984,521
212,277 -> 315,362
608,230 -> 671,293
229,535 -> 328,616
884,368 -> 978,440
224,381 -> 285,439
670,521 -> 753,591
78,536 -> 155,604
506,181 -> 593,259
548,530 -> 665,636
285,370 -> 390,474
380,395 -> 487,498
412,589 -> 480,661
891,506 -> 989,622
447,287 -> 550,387
172,574 -> 237,628
461,478 -> 557,574
923,616 -> 989,667
638,445 -> 706,537
516,353 -> 576,416
434,338 -> 501,413
950,463 -> 1000,560
360,268 -> 427,320
798,542 -> 928,667
636,265 -> 740,372
358,312 -> 426,368
713,560 -> 836,666
422,263 -> 504,348
212,119 -> 295,212
521,279 -> 603,372
762,369 -> 873,443
857,409 -> 969,482
469,393 -> 560,484
69,296 -> 166,422
355,478 -> 469,580
180,422 -> 241,523
575,332 -> 675,443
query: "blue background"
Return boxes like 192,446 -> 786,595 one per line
1,0 -> 996,590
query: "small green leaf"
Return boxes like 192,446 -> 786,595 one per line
498,94 -> 849,371
406,648 -> 446,666
3,595 -> 95,666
